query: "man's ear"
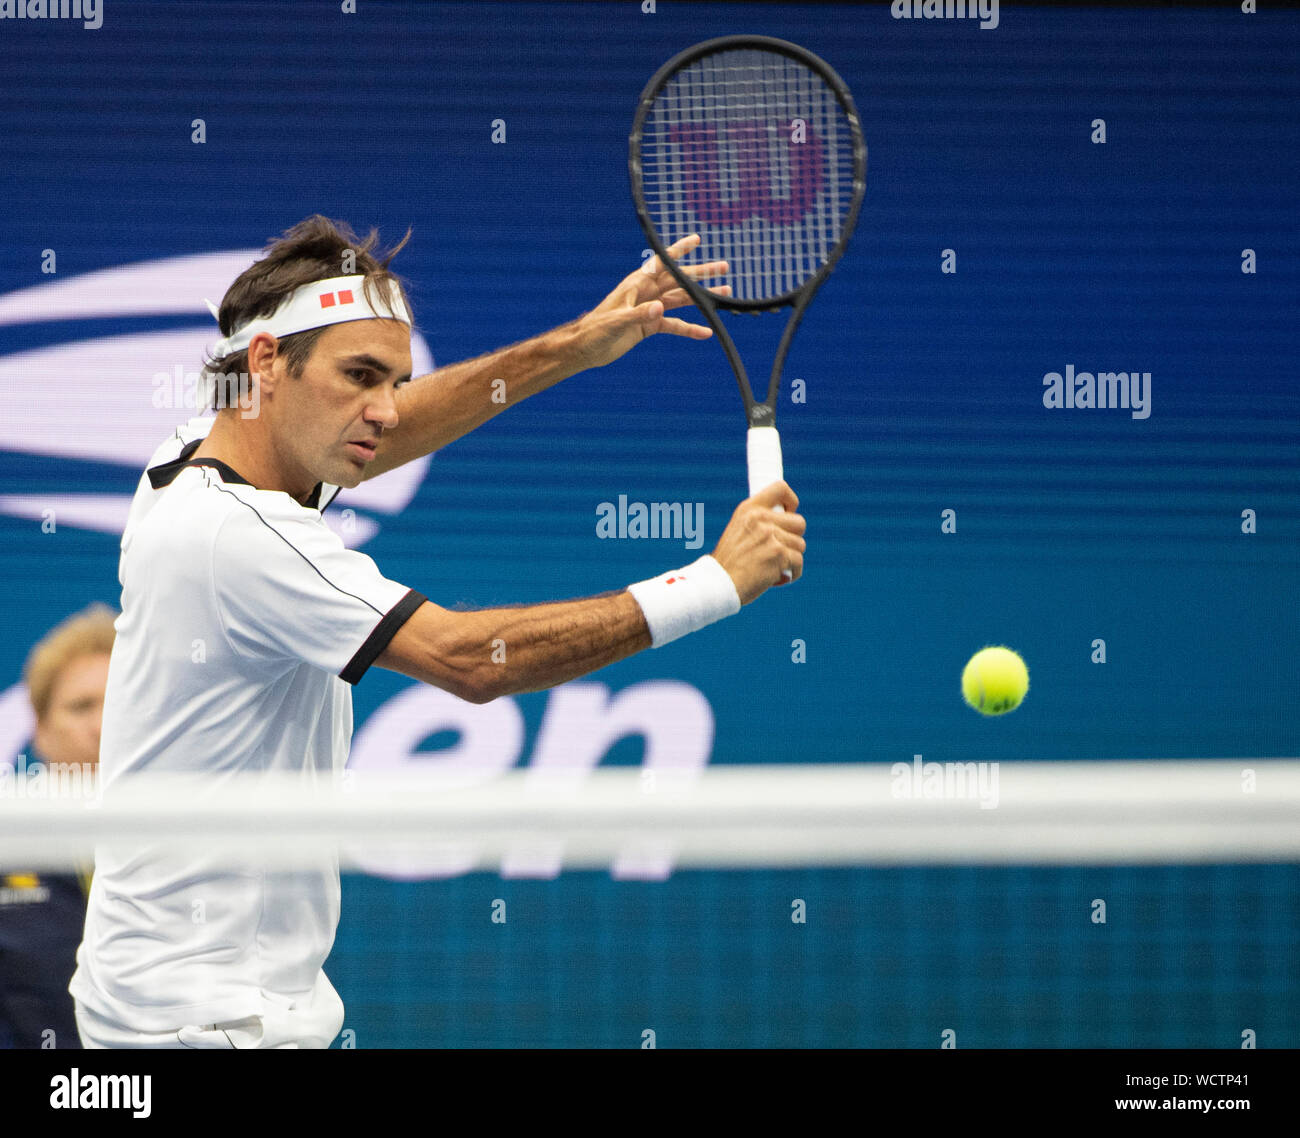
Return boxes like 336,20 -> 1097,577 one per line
246,333 -> 283,396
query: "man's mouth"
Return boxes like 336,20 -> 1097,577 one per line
347,440 -> 378,461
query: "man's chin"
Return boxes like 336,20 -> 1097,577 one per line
331,466 -> 366,489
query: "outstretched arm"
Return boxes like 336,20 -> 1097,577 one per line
361,235 -> 728,480
376,483 -> 804,702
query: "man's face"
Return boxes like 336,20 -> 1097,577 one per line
33,651 -> 110,770
267,319 -> 412,494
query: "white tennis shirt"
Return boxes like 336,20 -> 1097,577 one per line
69,416 -> 426,1031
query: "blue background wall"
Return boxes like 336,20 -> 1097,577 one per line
2,1 -> 1297,1046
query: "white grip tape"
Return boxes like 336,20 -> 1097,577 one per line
627,555 -> 741,648
747,425 -> 793,581
747,426 -> 785,501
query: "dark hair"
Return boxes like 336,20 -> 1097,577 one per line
202,215 -> 412,409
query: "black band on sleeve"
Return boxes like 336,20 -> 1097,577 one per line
340,589 -> 427,686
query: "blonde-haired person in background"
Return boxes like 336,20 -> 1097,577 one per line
0,604 -> 116,1049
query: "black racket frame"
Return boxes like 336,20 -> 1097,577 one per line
629,35 -> 867,426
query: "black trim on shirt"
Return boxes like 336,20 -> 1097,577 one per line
148,437 -> 330,511
341,589 -> 427,686
147,440 -> 252,489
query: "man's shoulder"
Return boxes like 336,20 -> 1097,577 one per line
121,417 -> 219,541
145,415 -> 216,468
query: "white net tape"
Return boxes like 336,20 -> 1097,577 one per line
3,761 -> 1299,872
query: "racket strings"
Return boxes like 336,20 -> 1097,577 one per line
639,49 -> 857,303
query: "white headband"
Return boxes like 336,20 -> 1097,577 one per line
205,274 -> 412,359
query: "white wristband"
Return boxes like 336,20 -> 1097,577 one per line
627,555 -> 741,648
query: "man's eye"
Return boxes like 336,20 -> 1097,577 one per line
348,369 -> 372,383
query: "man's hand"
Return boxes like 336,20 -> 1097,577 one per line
571,234 -> 730,371
711,482 -> 806,605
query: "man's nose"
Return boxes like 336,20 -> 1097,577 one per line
367,388 -> 400,430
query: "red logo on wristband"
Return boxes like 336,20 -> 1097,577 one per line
666,575 -> 685,584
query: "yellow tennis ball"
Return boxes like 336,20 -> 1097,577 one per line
962,646 -> 1029,716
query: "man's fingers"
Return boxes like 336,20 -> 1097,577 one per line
680,258 -> 728,281
660,284 -> 731,311
769,533 -> 803,586
631,303 -> 712,342
653,259 -> 728,297
618,238 -> 726,312
639,234 -> 701,279
637,299 -> 665,326
768,511 -> 807,566
662,233 -> 702,259
751,480 -> 799,513
662,318 -> 712,340
769,509 -> 807,536
769,530 -> 800,577
655,315 -> 712,339
687,261 -> 729,282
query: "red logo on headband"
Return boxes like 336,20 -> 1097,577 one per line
319,290 -> 355,309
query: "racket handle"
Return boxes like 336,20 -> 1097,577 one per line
746,426 -> 793,582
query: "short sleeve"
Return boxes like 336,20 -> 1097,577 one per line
212,495 -> 426,684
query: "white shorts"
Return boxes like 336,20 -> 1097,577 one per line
74,971 -> 345,1049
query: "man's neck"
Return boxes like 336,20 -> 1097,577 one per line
193,414 -> 316,504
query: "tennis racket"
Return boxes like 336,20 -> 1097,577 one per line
629,35 -> 867,577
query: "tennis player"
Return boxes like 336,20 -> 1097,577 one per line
69,216 -> 805,1048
